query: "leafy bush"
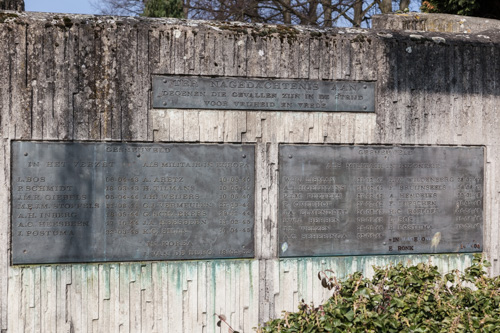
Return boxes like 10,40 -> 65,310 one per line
257,254 -> 500,332
420,0 -> 500,19
421,0 -> 479,16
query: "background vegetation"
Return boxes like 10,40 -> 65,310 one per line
257,254 -> 500,332
421,0 -> 500,19
93,0 -> 417,27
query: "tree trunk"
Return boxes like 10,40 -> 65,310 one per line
306,0 -> 319,26
322,0 -> 332,27
380,0 -> 392,13
0,0 -> 24,11
246,0 -> 261,23
353,0 -> 363,27
399,0 -> 410,11
183,0 -> 190,18
282,0 -> 291,25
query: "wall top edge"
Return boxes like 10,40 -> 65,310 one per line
373,12 -> 500,35
2,10 -> 500,45
10,252 -> 476,269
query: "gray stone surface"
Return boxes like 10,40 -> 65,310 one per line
373,12 -> 500,34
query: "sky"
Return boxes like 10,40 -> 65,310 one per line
25,0 -> 97,15
24,1 -> 421,18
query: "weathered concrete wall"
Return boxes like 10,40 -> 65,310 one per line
373,12 -> 500,33
0,11 -> 499,332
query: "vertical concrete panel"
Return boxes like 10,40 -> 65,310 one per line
149,263 -> 161,332
424,42 -> 450,145
0,140 -> 9,331
96,23 -> 119,141
464,45 -> 484,144
273,254 -> 477,318
7,23 -> 30,140
68,266 -> 82,332
486,146 -> 500,275
198,111 -> 220,142
40,266 -> 54,332
266,36 -> 281,78
200,30 -> 215,76
81,267 -> 91,333
73,23 -> 97,141
255,142 -> 278,260
158,29 -> 172,74
27,24 -> 47,141
0,26 -> 11,140
183,263 -> 197,333
166,110 -> 183,140
99,265 -> 111,333
246,35 -> 265,78
182,110 -> 200,142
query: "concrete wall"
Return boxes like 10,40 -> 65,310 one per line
373,12 -> 500,33
0,11 -> 499,332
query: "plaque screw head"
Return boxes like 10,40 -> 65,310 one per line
363,85 -> 367,89
363,106 -> 367,110
288,155 -> 293,159
242,154 -> 246,158
163,79 -> 167,83
137,154 -> 141,157
383,242 -> 387,245
163,102 -> 167,106
24,152 -> 28,156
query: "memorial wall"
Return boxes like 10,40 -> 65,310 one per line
0,10 -> 499,332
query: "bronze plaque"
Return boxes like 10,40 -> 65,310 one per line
12,142 -> 255,264
152,75 -> 375,112
279,145 -> 484,257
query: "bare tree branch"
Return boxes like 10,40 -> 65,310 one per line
92,0 -> 414,27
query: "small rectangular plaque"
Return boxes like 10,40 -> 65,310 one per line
12,142 -> 255,264
279,145 -> 484,257
152,75 -> 375,112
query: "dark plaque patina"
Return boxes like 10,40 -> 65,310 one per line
12,142 -> 255,264
152,75 -> 375,112
279,145 -> 484,257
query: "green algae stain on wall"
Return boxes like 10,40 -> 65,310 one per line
275,254 -> 475,314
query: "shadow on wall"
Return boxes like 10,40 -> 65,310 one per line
377,28 -> 500,98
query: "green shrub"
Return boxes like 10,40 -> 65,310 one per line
421,0 -> 479,16
257,254 -> 500,332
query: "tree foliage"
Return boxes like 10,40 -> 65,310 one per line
257,254 -> 500,332
421,0 -> 478,16
142,0 -> 183,18
92,0 -> 417,27
421,0 -> 500,19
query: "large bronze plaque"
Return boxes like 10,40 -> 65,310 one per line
279,145 -> 484,257
12,142 -> 255,264
152,75 -> 375,112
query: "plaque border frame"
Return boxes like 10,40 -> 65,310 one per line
10,140 -> 258,265
277,143 -> 486,258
